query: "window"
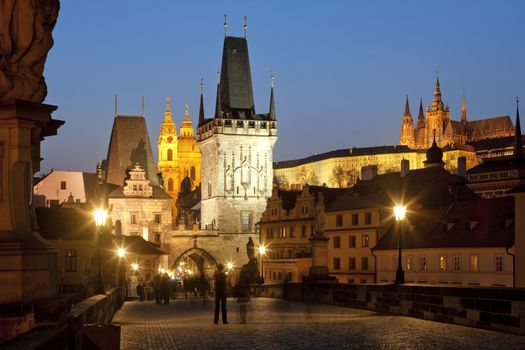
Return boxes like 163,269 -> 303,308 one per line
301,225 -> 306,237
336,215 -> 343,227
168,178 -> 174,192
64,249 -> 77,272
154,214 -> 161,224
406,256 -> 413,271
420,256 -> 427,271
349,236 -> 356,248
333,236 -> 341,248
167,149 -> 173,161
352,214 -> 358,225
470,254 -> 479,272
361,257 -> 369,270
290,226 -> 295,238
191,166 -> 196,180
495,255 -> 504,272
348,257 -> 356,270
154,233 -> 161,244
208,182 -> 212,197
439,255 -> 447,272
130,213 -> 137,225
453,255 -> 461,272
365,212 -> 372,225
361,235 -> 369,247
333,257 -> 340,270
60,181 -> 66,190
241,211 -> 252,232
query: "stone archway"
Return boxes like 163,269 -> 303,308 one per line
172,247 -> 218,298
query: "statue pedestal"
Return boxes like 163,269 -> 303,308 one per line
305,235 -> 336,282
0,100 -> 64,342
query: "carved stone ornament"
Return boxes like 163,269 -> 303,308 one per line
0,0 -> 60,103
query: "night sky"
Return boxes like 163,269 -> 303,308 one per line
41,0 -> 525,174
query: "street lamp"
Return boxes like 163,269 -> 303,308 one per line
93,209 -> 108,294
116,247 -> 127,287
394,205 -> 406,284
258,245 -> 266,283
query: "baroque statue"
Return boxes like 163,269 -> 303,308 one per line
0,0 -> 60,103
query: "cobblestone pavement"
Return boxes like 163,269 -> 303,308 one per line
113,298 -> 524,350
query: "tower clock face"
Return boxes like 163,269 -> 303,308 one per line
167,136 -> 173,143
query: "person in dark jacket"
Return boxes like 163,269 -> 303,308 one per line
213,263 -> 228,324
236,266 -> 251,323
136,283 -> 144,302
153,274 -> 162,304
161,273 -> 171,304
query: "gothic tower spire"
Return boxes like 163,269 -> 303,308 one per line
400,95 -> 415,148
417,98 -> 425,128
269,73 -> 276,120
432,75 -> 444,111
461,92 -> 467,123
514,98 -> 523,160
404,94 -> 411,116
199,79 -> 205,127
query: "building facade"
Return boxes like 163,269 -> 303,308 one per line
33,170 -> 97,207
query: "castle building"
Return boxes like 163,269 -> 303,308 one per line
197,35 -> 278,233
157,100 -> 201,219
400,77 -> 515,150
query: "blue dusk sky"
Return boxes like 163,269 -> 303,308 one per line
41,0 -> 525,173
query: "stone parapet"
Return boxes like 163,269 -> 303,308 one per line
302,283 -> 525,335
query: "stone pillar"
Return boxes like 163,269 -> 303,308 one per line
0,100 -> 64,304
307,236 -> 335,281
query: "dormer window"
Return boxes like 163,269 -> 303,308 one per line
466,220 -> 478,231
502,217 -> 514,229
443,222 -> 455,232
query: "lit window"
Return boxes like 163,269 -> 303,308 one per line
420,256 -> 427,271
361,235 -> 369,247
406,256 -> 413,271
470,254 -> 479,272
241,211 -> 252,232
154,214 -> 161,224
130,213 -> 137,225
154,233 -> 161,244
439,255 -> 447,272
60,181 -> 66,190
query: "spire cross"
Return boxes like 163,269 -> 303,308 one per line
244,16 -> 248,38
224,14 -> 228,37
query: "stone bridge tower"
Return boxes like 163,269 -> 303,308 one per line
197,35 -> 278,234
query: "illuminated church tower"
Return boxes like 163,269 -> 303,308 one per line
197,32 -> 278,233
158,98 -> 180,197
177,104 -> 202,190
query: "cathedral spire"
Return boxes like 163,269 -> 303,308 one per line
417,98 -> 425,126
214,70 -> 222,118
198,79 -> 205,126
514,98 -> 523,160
404,95 -> 411,116
461,92 -> 467,123
269,73 -> 276,120
432,74 -> 444,111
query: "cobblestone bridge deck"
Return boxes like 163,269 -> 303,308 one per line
113,298 -> 524,349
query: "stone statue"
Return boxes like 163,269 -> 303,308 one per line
313,192 -> 325,237
246,237 -> 255,261
0,0 -> 60,103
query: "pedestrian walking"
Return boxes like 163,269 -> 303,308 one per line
136,283 -> 144,302
213,263 -> 228,324
153,274 -> 162,304
236,266 -> 251,323
162,273 -> 171,304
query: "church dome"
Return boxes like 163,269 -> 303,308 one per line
177,137 -> 200,155
424,138 -> 445,167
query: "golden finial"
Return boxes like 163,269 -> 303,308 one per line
185,103 -> 189,120
224,14 -> 228,37
166,97 -> 171,111
244,16 -> 248,38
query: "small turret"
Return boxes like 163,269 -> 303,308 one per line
514,98 -> 523,160
269,73 -> 276,120
424,130 -> 445,168
461,93 -> 467,124
198,80 -> 205,127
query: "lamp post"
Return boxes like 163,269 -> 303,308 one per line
394,205 -> 406,284
258,245 -> 266,283
93,209 -> 108,294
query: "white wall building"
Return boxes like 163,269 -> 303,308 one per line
33,170 -> 97,207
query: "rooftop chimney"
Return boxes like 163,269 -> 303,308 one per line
400,159 -> 410,178
457,157 -> 467,178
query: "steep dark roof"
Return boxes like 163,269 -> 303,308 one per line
467,116 -> 514,139
468,135 -> 525,152
179,185 -> 201,211
325,193 -> 386,212
218,36 -> 255,118
273,145 -> 413,169
82,172 -> 98,203
104,116 -> 159,188
119,236 -> 168,256
467,156 -> 525,175
36,207 -> 95,240
374,197 -> 514,250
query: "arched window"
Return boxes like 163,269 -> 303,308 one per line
168,178 -> 174,192
167,149 -> 173,161
190,166 -> 196,180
